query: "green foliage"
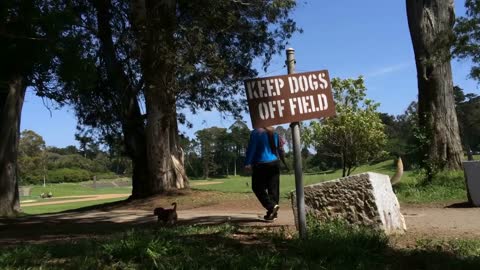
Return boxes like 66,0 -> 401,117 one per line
18,130 -> 47,184
17,130 -> 127,184
454,0 -> 480,81
47,168 -> 92,183
303,76 -> 387,176
455,86 -> 480,152
193,123 -> 251,178
380,102 -> 422,170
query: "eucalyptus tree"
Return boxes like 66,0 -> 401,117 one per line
52,0 -> 299,196
0,1 -> 75,215
406,0 -> 463,176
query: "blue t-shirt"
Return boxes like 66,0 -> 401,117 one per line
244,128 -> 279,166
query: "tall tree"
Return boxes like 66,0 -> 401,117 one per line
17,130 -> 47,183
229,120 -> 250,176
406,0 -> 463,175
0,0 -> 73,216
195,127 -> 224,179
127,0 -> 298,192
50,0 -> 298,196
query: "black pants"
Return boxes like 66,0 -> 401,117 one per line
252,160 -> 280,211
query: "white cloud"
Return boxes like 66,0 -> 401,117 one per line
366,61 -> 413,78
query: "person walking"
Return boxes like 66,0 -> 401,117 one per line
244,126 -> 286,221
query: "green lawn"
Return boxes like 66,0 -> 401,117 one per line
21,182 -> 131,201
21,197 -> 128,215
1,220 -> 479,270
192,160 -> 417,198
18,159 -> 471,215
19,180 -> 132,215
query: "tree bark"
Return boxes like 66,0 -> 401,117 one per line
131,0 -> 188,193
94,0 -> 150,198
0,77 -> 26,216
406,0 -> 463,172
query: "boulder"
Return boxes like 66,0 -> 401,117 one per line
291,172 -> 406,234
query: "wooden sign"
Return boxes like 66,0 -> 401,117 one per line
244,70 -> 336,128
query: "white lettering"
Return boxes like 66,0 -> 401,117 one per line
309,94 -> 318,111
259,102 -> 269,119
268,101 -> 277,119
308,74 -> 318,91
297,97 -> 304,114
300,76 -> 309,92
266,79 -> 275,97
322,94 -> 328,110
275,79 -> 284,96
319,73 -> 329,89
289,98 -> 297,116
277,100 -> 285,117
257,81 -> 266,98
247,81 -> 256,99
317,94 -> 323,110
302,96 -> 310,113
288,77 -> 299,94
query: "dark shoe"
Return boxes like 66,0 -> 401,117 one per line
264,205 -> 279,221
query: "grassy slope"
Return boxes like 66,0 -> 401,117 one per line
193,160 -> 417,197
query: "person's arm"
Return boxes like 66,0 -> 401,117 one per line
277,134 -> 289,170
244,131 -> 257,167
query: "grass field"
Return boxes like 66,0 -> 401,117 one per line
22,198 -> 128,215
19,158 -> 472,215
1,219 -> 479,269
193,160 -> 408,196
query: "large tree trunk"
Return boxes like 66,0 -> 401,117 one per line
0,77 -> 26,216
131,0 -> 188,194
406,0 -> 463,172
95,0 -> 150,198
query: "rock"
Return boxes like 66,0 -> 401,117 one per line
463,161 -> 480,206
291,172 -> 406,234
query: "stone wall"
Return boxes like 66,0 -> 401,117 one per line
291,172 -> 406,234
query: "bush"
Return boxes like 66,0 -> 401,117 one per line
94,172 -> 121,180
47,168 -> 92,183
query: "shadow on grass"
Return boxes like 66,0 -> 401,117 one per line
1,221 -> 480,270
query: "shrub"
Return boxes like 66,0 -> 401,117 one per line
47,168 -> 92,183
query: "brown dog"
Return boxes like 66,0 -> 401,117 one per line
153,202 -> 178,225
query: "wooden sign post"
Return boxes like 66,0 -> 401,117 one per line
244,48 -> 335,238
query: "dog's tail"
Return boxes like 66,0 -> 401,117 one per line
390,157 -> 404,186
171,202 -> 177,211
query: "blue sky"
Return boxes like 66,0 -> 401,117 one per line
21,0 -> 479,148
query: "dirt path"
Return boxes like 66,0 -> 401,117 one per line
3,193 -> 480,246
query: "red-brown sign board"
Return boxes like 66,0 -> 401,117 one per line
244,70 -> 336,128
